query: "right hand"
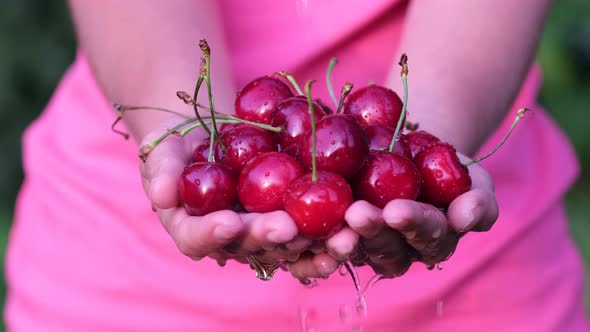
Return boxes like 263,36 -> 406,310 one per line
139,117 -> 355,277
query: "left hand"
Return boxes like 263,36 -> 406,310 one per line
288,155 -> 499,279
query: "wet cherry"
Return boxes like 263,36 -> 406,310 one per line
238,152 -> 304,213
365,124 -> 412,159
406,130 -> 440,158
235,76 -> 294,124
414,142 -> 471,208
342,85 -> 404,128
179,162 -> 238,216
219,125 -> 278,173
353,151 -> 421,208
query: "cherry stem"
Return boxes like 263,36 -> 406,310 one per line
191,69 -> 212,136
178,119 -> 247,137
111,116 -> 129,139
276,71 -> 303,95
214,112 -> 282,132
336,82 -> 353,114
138,117 -> 198,162
113,104 -> 191,118
326,57 -> 339,107
200,39 -> 223,151
462,108 -> 530,166
304,80 -> 318,183
177,88 -> 211,137
389,53 -> 409,153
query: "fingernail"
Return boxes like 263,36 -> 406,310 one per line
457,210 -> 475,232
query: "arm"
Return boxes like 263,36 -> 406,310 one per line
386,0 -> 551,155
68,0 -> 236,142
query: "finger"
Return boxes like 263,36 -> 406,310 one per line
325,227 -> 360,261
157,208 -> 245,259
447,188 -> 499,233
345,200 -> 384,238
383,200 -> 452,263
238,211 -> 299,253
288,253 -> 340,280
360,227 -> 413,277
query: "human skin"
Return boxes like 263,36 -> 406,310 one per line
67,0 -> 549,280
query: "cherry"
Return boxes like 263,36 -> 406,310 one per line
271,96 -> 327,157
300,114 -> 369,179
406,130 -> 440,159
283,171 -> 353,239
238,152 -> 304,213
365,124 -> 412,159
191,138 -> 222,163
235,76 -> 294,124
414,142 -> 471,208
342,85 -> 404,128
179,162 -> 238,216
353,151 -> 421,208
219,125 -> 278,173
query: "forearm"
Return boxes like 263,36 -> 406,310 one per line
386,0 -> 551,155
68,0 -> 236,142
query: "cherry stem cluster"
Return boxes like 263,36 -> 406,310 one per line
389,53 -> 409,153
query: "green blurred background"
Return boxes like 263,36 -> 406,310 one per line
0,1 -> 589,329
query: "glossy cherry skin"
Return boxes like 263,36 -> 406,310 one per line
192,138 -> 223,163
300,114 -> 369,179
406,130 -> 440,158
283,171 -> 353,239
414,142 -> 471,208
238,152 -> 304,213
365,124 -> 412,159
271,96 -> 327,157
179,162 -> 238,216
353,151 -> 421,209
235,76 -> 294,124
219,125 -> 278,173
342,85 -> 403,128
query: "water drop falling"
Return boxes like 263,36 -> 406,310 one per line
436,300 -> 444,318
436,263 -> 443,270
426,264 -> 435,270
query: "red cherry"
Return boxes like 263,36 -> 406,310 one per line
300,114 -> 369,179
238,152 -> 304,213
342,85 -> 403,128
406,130 -> 440,159
365,124 -> 412,159
283,171 -> 353,239
352,151 -> 421,209
219,125 -> 278,173
191,138 -> 222,163
414,142 -> 471,208
179,162 -> 238,216
271,96 -> 327,157
235,76 -> 294,124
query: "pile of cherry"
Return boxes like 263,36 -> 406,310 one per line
176,58 -> 474,240
132,41 -> 525,241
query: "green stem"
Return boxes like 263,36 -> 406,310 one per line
389,54 -> 409,153
178,119 -> 240,137
200,40 -> 223,151
138,117 -> 198,161
326,57 -> 339,108
276,71 -> 303,95
463,108 -> 530,166
305,80 -> 318,183
215,112 -> 282,133
192,75 -> 211,136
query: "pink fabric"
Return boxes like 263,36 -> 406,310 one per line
5,1 -> 588,330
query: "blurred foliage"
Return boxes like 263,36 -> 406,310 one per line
0,1 -> 588,330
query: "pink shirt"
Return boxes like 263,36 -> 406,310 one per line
5,1 -> 588,331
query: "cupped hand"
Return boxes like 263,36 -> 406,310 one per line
289,154 -> 498,279
139,117 -> 309,269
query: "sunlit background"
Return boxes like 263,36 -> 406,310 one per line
0,1 -> 589,329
